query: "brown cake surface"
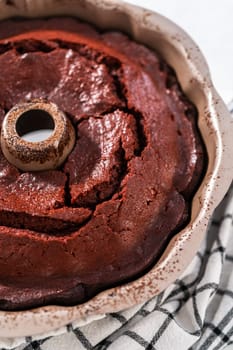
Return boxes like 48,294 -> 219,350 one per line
0,18 -> 205,310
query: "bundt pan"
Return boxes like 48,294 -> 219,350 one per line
0,0 -> 232,338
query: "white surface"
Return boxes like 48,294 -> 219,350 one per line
126,0 -> 233,103
22,129 -> 53,142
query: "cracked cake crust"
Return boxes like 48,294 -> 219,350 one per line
0,18 -> 206,310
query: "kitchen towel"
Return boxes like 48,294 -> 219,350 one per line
1,111 -> 233,350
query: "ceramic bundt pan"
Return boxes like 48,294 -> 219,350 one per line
0,0 -> 232,338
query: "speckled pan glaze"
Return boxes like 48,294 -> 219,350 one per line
1,99 -> 76,171
0,0 -> 232,338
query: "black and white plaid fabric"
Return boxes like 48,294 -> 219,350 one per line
1,107 -> 233,350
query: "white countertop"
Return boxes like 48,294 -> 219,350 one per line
126,0 -> 233,104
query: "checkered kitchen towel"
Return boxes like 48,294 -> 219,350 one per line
1,109 -> 233,350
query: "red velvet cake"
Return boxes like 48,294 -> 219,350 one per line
0,18 -> 205,310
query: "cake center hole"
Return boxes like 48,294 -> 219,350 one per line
16,109 -> 55,142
